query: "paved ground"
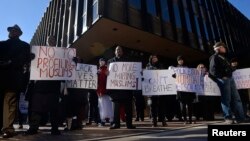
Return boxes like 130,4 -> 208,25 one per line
0,118 -> 226,141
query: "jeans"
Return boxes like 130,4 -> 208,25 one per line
215,77 -> 244,121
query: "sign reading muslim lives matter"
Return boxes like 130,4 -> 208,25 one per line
30,46 -> 76,80
66,63 -> 97,89
106,62 -> 142,90
233,68 -> 250,89
142,70 -> 177,96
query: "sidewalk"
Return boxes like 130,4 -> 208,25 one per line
0,118 -> 224,141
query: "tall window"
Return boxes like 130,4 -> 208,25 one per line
184,12 -> 192,32
182,0 -> 192,32
92,0 -> 99,23
173,0 -> 182,28
128,0 -> 141,9
146,0 -> 157,16
160,0 -> 170,22
194,17 -> 201,37
82,0 -> 88,33
203,21 -> 209,40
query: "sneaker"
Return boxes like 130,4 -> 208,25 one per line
135,118 -> 139,122
152,121 -> 157,127
224,119 -> 234,124
3,131 -> 16,138
162,121 -> 168,127
109,124 -> 120,129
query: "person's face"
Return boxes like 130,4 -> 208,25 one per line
115,46 -> 123,57
99,61 -> 105,66
198,64 -> 206,71
218,46 -> 226,53
178,59 -> 184,65
231,62 -> 238,67
8,29 -> 21,39
47,36 -> 56,46
151,56 -> 158,64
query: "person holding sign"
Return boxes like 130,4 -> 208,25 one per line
0,25 -> 30,138
146,55 -> 167,127
176,55 -> 195,124
25,36 -> 61,135
97,58 -> 113,126
209,42 -> 244,124
107,46 -> 136,129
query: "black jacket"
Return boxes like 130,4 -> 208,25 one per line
176,64 -> 195,102
0,39 -> 30,92
209,53 -> 233,79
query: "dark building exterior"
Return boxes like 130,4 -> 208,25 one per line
31,0 -> 250,66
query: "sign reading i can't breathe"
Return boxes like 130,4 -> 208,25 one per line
106,62 -> 142,90
142,70 -> 177,96
30,46 -> 76,80
66,63 -> 97,89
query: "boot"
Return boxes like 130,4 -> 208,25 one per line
162,120 -> 167,127
152,120 -> 157,127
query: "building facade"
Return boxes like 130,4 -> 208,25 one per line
31,0 -> 250,66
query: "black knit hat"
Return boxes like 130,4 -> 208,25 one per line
7,24 -> 23,35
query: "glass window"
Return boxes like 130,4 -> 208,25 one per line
209,0 -> 215,14
182,0 -> 187,8
92,0 -> 99,23
200,6 -> 206,20
194,16 -> 201,36
191,0 -> 198,14
204,0 -> 209,10
146,0 -> 157,16
160,0 -> 170,22
203,21 -> 209,40
173,1 -> 182,28
128,0 -> 141,9
184,11 -> 192,32
82,0 -> 88,33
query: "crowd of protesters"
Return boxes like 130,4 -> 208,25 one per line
0,25 -> 249,138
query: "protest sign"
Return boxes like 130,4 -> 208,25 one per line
30,46 -> 76,80
67,63 -> 97,89
233,68 -> 250,89
142,70 -> 177,96
106,62 -> 142,90
203,75 -> 221,96
173,67 -> 204,93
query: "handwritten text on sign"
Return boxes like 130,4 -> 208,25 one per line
30,46 -> 76,80
106,62 -> 142,90
233,68 -> 250,89
142,70 -> 177,96
67,63 -> 97,89
173,68 -> 204,93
